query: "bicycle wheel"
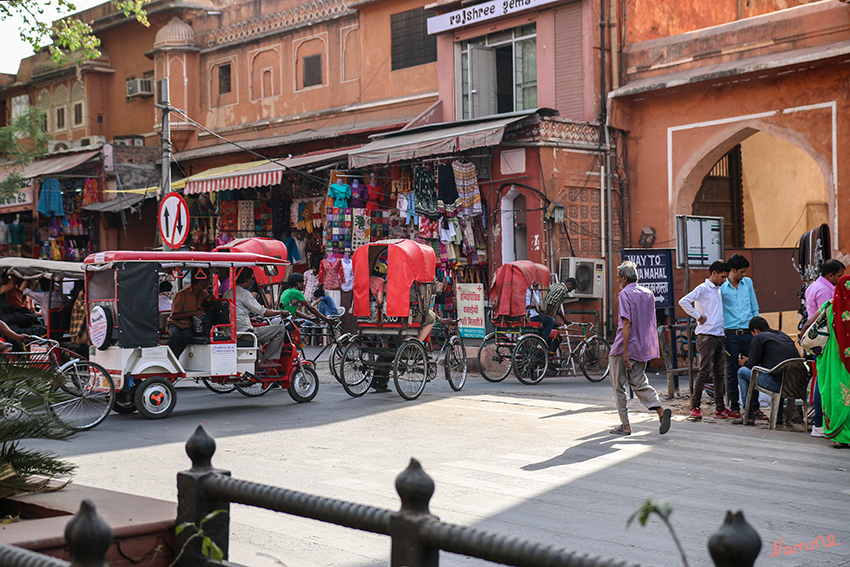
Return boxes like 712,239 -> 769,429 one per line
393,340 -> 428,400
477,333 -> 512,382
202,377 -> 236,394
49,360 -> 115,430
444,335 -> 467,391
235,379 -> 275,397
340,337 -> 373,397
329,333 -> 351,384
580,336 -> 611,382
512,334 -> 549,385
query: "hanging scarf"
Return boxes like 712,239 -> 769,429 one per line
832,275 -> 850,375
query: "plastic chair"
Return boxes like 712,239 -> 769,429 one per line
745,358 -> 811,430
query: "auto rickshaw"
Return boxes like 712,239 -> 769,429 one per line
83,239 -> 318,419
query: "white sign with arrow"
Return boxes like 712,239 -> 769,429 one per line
158,192 -> 190,249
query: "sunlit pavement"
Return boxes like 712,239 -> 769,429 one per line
26,353 -> 850,567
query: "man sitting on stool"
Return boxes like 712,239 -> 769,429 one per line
226,269 -> 286,369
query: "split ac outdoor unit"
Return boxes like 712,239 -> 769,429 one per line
126,78 -> 154,98
80,135 -> 107,147
48,140 -> 80,153
113,135 -> 145,147
559,257 -> 605,299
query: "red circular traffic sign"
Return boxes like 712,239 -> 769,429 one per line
158,193 -> 190,249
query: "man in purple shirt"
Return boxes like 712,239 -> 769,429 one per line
608,261 -> 671,436
804,259 -> 844,437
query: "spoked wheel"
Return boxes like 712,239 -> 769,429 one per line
393,340 -> 428,400
235,378 -> 275,397
133,376 -> 176,420
340,337 -> 373,397
202,377 -> 236,394
48,360 -> 115,430
477,333 -> 512,382
329,333 -> 351,384
512,335 -> 549,385
580,336 -> 611,382
445,335 -> 467,391
112,389 -> 136,414
288,365 -> 319,403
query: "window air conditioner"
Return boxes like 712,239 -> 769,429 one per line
126,78 -> 154,98
80,135 -> 107,147
558,257 -> 605,299
48,140 -> 81,153
113,135 -> 145,147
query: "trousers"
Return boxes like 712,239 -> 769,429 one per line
167,324 -> 193,359
251,324 -> 285,361
692,334 -> 726,411
609,356 -> 661,427
724,332 -> 752,411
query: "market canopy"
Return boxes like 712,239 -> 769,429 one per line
83,192 -> 150,213
0,150 -> 100,183
0,257 -> 84,280
347,114 -> 532,168
183,149 -> 351,194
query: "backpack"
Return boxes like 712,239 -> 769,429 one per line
540,282 -> 569,316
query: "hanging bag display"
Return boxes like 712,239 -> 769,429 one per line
800,300 -> 830,355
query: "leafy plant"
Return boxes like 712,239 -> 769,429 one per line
0,359 -> 77,498
172,510 -> 228,566
627,498 -> 689,567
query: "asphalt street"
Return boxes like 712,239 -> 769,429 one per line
25,349 -> 850,567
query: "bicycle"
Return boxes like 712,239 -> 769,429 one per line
547,321 -> 611,383
307,319 -> 353,385
2,335 -> 116,430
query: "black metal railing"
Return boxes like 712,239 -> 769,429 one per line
0,426 -> 763,567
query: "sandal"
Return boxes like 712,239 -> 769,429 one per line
610,425 -> 631,436
659,409 -> 672,435
754,410 -> 768,421
833,442 -> 850,449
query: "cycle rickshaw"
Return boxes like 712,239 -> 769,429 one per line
339,239 -> 467,400
83,239 -> 319,419
477,260 -> 611,384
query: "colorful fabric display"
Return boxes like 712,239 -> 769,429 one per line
413,165 -> 440,219
81,178 -> 98,208
37,178 -> 65,217
437,163 -> 461,217
329,182 -> 351,207
452,161 -> 483,218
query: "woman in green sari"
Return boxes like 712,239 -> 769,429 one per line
816,275 -> 850,448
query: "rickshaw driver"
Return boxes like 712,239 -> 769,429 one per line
166,269 -> 211,359
227,269 -> 287,369
527,283 -> 556,351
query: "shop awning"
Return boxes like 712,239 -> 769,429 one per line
184,149 -> 350,194
347,114 -> 529,168
0,150 -> 101,183
83,192 -> 150,213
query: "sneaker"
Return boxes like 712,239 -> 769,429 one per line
811,425 -> 825,438
715,409 -> 738,419
688,408 -> 702,421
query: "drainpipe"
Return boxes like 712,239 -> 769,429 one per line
599,161 -> 607,334
609,0 -> 619,89
604,122 -> 615,336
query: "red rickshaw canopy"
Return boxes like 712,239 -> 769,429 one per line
213,237 -> 289,286
352,239 -> 437,318
490,260 -> 551,317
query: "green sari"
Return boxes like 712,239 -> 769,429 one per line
818,305 -> 850,443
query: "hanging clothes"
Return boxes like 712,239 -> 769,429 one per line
319,257 -> 344,290
413,165 -> 440,219
349,180 -> 368,208
37,178 -> 65,217
81,178 -> 98,208
328,182 -> 351,207
452,161 -> 483,218
436,163 -> 461,217
340,256 -> 354,292
365,182 -> 382,211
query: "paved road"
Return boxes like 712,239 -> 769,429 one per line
27,351 -> 850,567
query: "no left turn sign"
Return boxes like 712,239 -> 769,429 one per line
159,193 -> 190,249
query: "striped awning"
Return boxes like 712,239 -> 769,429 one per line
183,149 -> 350,194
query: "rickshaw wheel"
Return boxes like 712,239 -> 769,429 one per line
202,377 -> 237,394
112,389 -> 137,414
445,335 -> 468,391
235,379 -> 275,397
329,333 -> 352,385
133,377 -> 177,419
512,335 -> 549,385
393,340 -> 428,400
580,336 -> 611,383
48,360 -> 116,430
340,337 -> 373,397
288,366 -> 319,403
477,333 -> 512,382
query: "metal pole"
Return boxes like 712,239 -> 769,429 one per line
603,125 -> 614,336
599,163 -> 607,334
685,266 -> 694,395
160,78 -> 172,194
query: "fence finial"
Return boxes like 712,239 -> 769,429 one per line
65,499 -> 112,567
708,510 -> 761,567
186,424 -> 216,472
395,458 -> 434,514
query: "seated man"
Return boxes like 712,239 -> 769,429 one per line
527,283 -> 555,351
312,286 -> 342,318
280,273 -> 333,326
166,269 -> 211,359
226,269 -> 286,369
733,316 -> 800,425
22,277 -> 69,324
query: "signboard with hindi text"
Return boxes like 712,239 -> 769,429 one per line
620,249 -> 675,309
456,283 -> 486,338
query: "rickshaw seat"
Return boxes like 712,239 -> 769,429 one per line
188,300 -> 233,344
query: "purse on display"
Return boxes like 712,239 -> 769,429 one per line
800,300 -> 830,355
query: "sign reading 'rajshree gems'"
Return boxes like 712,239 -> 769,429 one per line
427,0 -> 559,34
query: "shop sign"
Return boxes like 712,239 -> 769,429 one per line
0,187 -> 33,210
620,249 -> 675,309
427,0 -> 559,34
457,283 -> 486,338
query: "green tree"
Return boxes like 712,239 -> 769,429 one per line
0,106 -> 51,198
0,0 -> 149,64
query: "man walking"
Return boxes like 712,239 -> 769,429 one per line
721,254 -> 759,418
608,261 -> 671,436
732,317 -> 800,425
679,260 -> 735,421
804,259 -> 845,437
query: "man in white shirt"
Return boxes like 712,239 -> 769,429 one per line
21,278 -> 68,326
678,260 -> 733,421
225,269 -> 286,369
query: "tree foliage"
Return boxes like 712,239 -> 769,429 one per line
0,107 -> 51,198
0,0 -> 149,64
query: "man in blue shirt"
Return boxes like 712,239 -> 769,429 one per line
721,254 -> 760,417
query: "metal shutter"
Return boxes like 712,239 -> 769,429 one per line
554,2 -> 584,120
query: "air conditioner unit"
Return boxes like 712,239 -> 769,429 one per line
48,140 -> 81,153
559,257 -> 605,299
126,78 -> 154,98
80,135 -> 107,147
113,135 -> 145,147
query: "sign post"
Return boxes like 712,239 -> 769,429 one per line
158,192 -> 190,249
456,283 -> 485,339
620,249 -> 674,309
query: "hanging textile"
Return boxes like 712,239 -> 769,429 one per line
37,178 -> 66,217
81,178 -> 99,208
413,164 -> 440,219
452,161 -> 483,218
436,163 -> 461,217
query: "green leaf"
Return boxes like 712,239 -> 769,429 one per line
175,522 -> 195,536
201,536 -> 211,557
199,509 -> 228,526
207,539 -> 224,561
627,498 -> 673,527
